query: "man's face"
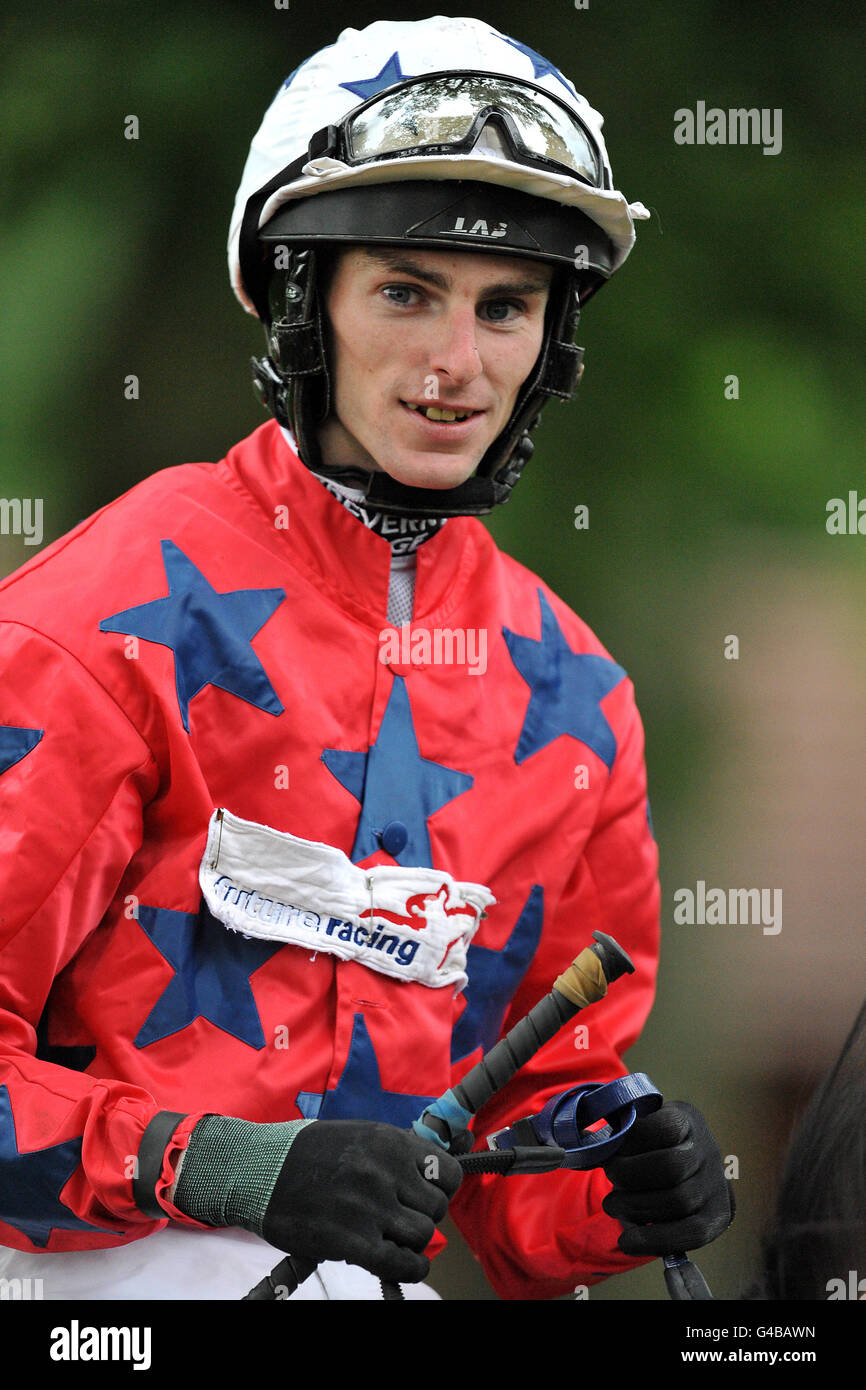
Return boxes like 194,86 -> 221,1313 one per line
316,245 -> 553,491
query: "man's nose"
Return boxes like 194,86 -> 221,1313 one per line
428,306 -> 484,388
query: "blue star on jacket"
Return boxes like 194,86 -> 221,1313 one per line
296,1014 -> 434,1127
99,539 -> 286,733
503,590 -> 626,768
133,903 -> 284,1050
322,675 -> 473,867
0,1087 -> 112,1248
451,885 -> 544,1062
499,34 -> 577,99
340,53 -> 412,100
0,725 -> 43,777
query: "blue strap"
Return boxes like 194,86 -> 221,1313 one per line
573,1072 -> 662,1127
495,1073 -> 663,1170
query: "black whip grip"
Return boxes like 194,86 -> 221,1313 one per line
454,989 -> 577,1114
243,1252 -> 318,1301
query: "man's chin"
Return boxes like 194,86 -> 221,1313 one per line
376,449 -> 484,493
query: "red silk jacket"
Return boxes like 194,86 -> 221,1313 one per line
0,420 -> 659,1298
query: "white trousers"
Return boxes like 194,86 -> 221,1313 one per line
0,1226 -> 440,1300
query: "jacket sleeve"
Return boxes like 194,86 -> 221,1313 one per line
447,680 -> 661,1299
0,622 -> 203,1252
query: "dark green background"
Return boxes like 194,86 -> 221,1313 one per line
3,0 -> 865,1302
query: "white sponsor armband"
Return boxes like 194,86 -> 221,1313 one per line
199,808 -> 495,993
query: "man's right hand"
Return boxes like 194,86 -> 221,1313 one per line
170,1113 -> 462,1285
261,1120 -> 463,1284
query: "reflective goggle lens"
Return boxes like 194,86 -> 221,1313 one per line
346,75 -> 601,186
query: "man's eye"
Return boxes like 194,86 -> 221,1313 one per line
382,284 -> 420,306
481,300 -> 522,323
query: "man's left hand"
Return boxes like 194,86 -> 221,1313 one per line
601,1100 -> 735,1256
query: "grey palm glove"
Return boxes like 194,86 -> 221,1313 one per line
172,1114 -> 462,1284
171,1113 -> 314,1233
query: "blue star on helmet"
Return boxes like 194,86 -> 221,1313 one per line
296,1014 -> 434,1127
281,57 -> 312,91
503,589 -> 626,768
321,675 -> 473,867
0,1086 -> 113,1248
451,884 -> 544,1063
99,539 -> 286,733
0,725 -> 43,777
339,52 -> 413,100
133,903 -> 285,1050
499,34 -> 578,99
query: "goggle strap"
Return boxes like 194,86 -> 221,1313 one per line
307,125 -> 338,162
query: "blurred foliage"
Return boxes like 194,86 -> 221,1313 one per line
2,0 -> 865,1302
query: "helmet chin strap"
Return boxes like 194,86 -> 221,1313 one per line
279,424 -> 450,546
310,433 -> 536,520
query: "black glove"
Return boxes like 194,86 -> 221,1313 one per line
601,1100 -> 735,1256
262,1119 -> 462,1284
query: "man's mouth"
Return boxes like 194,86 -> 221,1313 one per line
400,401 -> 482,423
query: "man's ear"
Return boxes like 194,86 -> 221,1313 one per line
576,361 -> 585,384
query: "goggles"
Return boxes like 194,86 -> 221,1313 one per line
306,71 -> 608,191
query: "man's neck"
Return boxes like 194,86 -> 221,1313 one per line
280,425 -> 448,557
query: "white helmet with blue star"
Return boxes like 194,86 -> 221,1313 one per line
228,15 -> 648,316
